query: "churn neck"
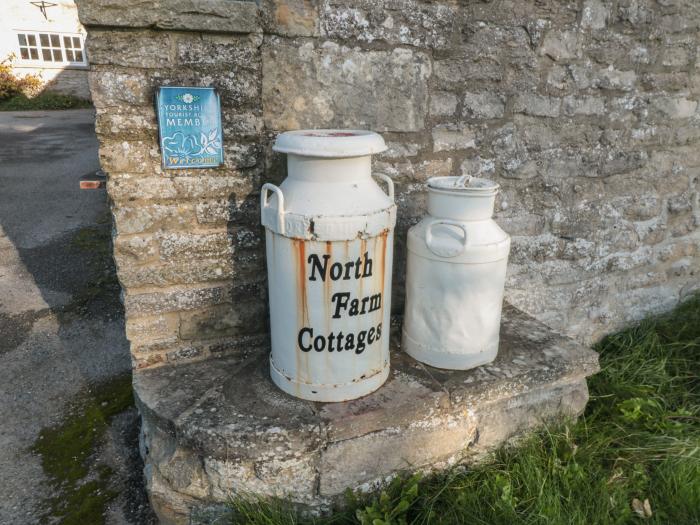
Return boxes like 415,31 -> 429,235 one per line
286,154 -> 372,183
427,176 -> 500,221
273,129 -> 387,183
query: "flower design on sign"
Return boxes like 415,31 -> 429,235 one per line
175,93 -> 199,103
162,128 -> 221,158
162,131 -> 198,158
199,128 -> 222,155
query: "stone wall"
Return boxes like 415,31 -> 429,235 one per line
77,0 -> 700,369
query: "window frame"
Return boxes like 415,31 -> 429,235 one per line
14,30 -> 88,68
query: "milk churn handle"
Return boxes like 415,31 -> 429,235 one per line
261,183 -> 285,235
373,173 -> 395,201
425,220 -> 468,258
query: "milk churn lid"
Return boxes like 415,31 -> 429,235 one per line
273,129 -> 387,158
427,176 -> 500,194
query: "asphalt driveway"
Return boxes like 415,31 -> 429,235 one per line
0,109 -> 153,524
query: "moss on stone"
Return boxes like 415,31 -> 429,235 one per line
32,373 -> 134,524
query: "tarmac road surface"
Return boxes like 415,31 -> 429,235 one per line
0,109 -> 154,524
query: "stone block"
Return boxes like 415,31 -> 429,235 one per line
513,94 -> 561,118
262,0 -> 319,37
95,109 -> 158,138
89,68 -> 151,107
320,0 -> 458,49
87,30 -> 173,68
539,30 -> 580,61
179,301 -> 266,340
429,92 -> 458,117
462,92 -> 505,119
562,96 -> 606,116
113,204 -> 197,235
114,234 -> 160,265
569,64 -> 637,91
158,231 -> 234,260
99,141 -> 153,173
172,176 -> 254,200
77,0 -> 261,34
126,314 -> 180,345
581,0 -> 609,29
118,259 -> 235,288
108,175 -> 177,203
432,125 -> 476,152
262,39 -> 431,132
434,57 -> 503,88
123,284 -> 232,316
651,97 -> 698,119
661,46 -> 692,67
134,305 -> 599,521
175,33 -> 262,70
380,142 -> 421,160
222,109 -> 264,136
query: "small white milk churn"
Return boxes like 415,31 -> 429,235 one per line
261,130 -> 395,402
402,176 -> 510,370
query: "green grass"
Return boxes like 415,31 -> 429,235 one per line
0,92 -> 91,111
229,295 -> 700,525
32,374 -> 134,524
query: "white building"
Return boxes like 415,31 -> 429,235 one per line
0,0 -> 90,99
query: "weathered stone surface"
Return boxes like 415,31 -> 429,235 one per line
463,92 -> 506,119
123,284 -> 232,316
262,39 -> 431,131
87,30 -> 173,69
262,0 -> 319,37
320,0 -> 458,49
76,0 -> 261,33
432,125 -> 476,152
429,91 -> 458,117
79,0 -> 700,364
135,306 -> 599,522
540,30 -> 580,61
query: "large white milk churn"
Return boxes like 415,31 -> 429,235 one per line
402,176 -> 510,370
261,130 -> 395,402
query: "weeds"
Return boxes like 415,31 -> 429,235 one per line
33,374 -> 134,524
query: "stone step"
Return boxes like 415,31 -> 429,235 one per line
134,304 -> 599,524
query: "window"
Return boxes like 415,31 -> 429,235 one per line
15,32 -> 86,66
17,33 -> 39,61
63,35 -> 83,63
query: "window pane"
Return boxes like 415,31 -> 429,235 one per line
53,49 -> 63,61
28,34 -> 36,46
42,48 -> 52,61
40,34 -> 49,46
73,37 -> 81,49
64,36 -> 71,48
50,34 -> 60,47
30,48 -> 38,60
65,49 -> 74,61
20,48 -> 29,60
18,34 -> 27,46
75,50 -> 83,62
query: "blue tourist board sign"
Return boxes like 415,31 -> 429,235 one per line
156,86 -> 223,169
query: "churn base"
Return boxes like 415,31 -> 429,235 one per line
402,330 -> 498,370
269,356 -> 390,402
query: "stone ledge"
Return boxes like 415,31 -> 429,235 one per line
77,0 -> 261,34
135,304 -> 599,524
